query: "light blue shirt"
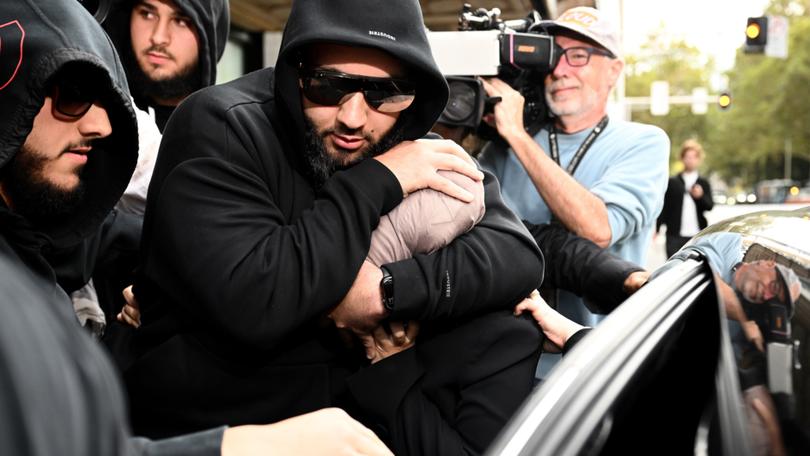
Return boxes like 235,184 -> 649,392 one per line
480,118 -> 669,378
479,118 -> 670,266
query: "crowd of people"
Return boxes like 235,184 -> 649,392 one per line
0,1 -> 801,455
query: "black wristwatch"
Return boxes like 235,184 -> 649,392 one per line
380,266 -> 394,312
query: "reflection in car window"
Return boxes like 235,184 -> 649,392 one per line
653,229 -> 808,456
680,232 -> 743,284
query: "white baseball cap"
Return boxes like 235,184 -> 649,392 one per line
541,6 -> 622,59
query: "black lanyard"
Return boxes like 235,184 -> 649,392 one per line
549,115 -> 609,175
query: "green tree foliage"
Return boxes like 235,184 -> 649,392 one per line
625,1 -> 810,186
624,29 -> 714,172
703,1 -> 810,185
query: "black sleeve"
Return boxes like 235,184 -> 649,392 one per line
48,209 -> 141,295
525,222 -> 644,314
346,312 -> 541,456
694,177 -> 714,211
385,168 -> 545,322
562,327 -> 593,354
129,427 -> 224,456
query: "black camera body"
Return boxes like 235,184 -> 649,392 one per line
430,4 -> 559,137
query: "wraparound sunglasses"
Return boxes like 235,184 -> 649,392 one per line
50,77 -> 101,119
299,68 -> 416,113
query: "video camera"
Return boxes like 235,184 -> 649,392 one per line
429,4 -> 560,137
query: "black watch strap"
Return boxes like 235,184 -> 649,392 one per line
380,266 -> 394,312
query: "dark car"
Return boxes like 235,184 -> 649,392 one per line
488,206 -> 810,456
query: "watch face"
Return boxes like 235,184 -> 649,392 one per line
381,268 -> 394,311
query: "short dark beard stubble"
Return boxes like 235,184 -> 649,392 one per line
302,118 -> 405,187
1,144 -> 87,226
126,44 -> 202,103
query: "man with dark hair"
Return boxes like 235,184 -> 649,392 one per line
0,1 -> 392,454
104,0 -> 229,133
98,0 -> 229,216
63,0 -> 229,339
125,0 -> 545,452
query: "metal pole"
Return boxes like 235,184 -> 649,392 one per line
785,138 -> 792,180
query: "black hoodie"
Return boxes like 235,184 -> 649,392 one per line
128,0 -> 544,446
0,1 -> 223,454
103,0 -> 230,129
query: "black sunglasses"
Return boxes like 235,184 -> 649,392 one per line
299,68 -> 416,113
50,77 -> 100,119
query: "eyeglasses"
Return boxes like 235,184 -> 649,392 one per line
558,46 -> 615,67
299,68 -> 416,113
50,78 -> 99,119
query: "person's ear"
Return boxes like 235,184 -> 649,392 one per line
607,59 -> 623,85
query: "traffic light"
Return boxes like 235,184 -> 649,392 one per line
745,16 -> 768,53
718,92 -> 732,110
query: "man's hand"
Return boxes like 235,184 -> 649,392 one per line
690,183 -> 704,199
514,290 -> 585,353
358,321 -> 419,364
480,77 -> 526,141
742,320 -> 765,352
221,408 -> 393,456
329,260 -> 387,333
623,270 -> 650,294
117,285 -> 141,328
374,138 -> 483,203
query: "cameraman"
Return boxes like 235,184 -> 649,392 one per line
478,6 -> 669,374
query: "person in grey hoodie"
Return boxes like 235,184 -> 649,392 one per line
0,1 -> 392,455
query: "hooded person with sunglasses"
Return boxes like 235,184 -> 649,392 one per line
0,1 -> 396,455
124,0 -> 545,452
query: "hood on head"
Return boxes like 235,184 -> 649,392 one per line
104,0 -> 230,92
0,0 -> 138,247
274,0 -> 449,154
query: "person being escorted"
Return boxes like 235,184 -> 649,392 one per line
657,139 -> 714,257
125,0 -> 545,453
0,1 -> 391,455
478,6 -> 670,376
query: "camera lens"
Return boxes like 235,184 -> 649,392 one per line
444,80 -> 478,122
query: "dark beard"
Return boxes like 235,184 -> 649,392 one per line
1,144 -> 87,226
302,118 -> 405,187
126,45 -> 201,103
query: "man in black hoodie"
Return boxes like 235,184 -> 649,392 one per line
63,0 -> 229,342
126,0 -> 545,453
104,0 -> 229,133
0,1 -> 394,455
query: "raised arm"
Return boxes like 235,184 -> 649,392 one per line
525,222 -> 646,313
384,168 -> 545,322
